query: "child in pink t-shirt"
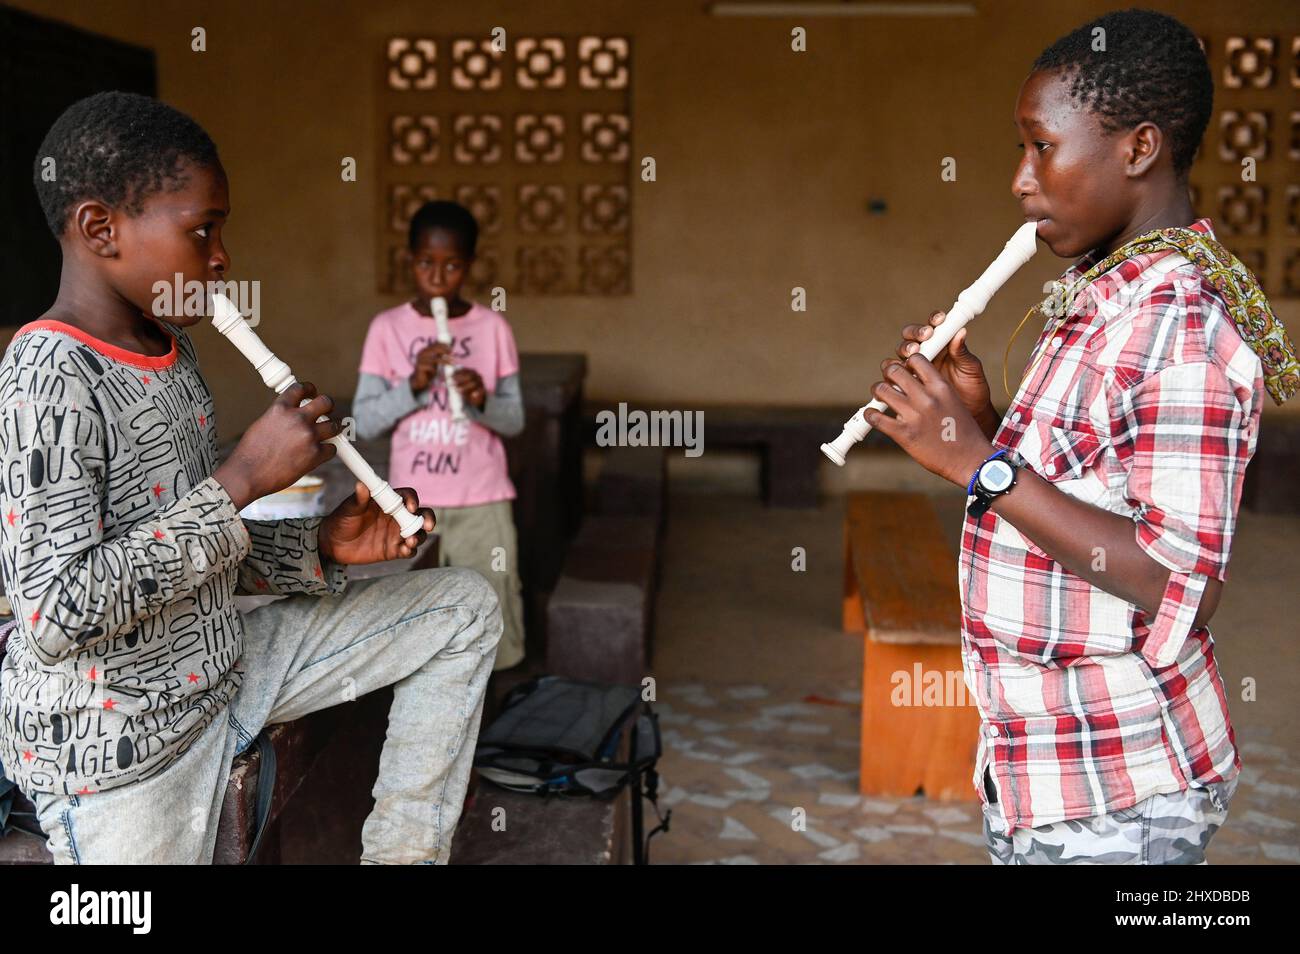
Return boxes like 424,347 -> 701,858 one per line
353,201 -> 526,669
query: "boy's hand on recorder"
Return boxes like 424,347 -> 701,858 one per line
409,342 -> 452,392
319,481 -> 435,565
863,356 -> 994,490
214,382 -> 341,511
885,311 -> 996,427
452,368 -> 487,409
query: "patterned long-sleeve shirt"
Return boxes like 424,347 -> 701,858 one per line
962,218 -> 1257,833
0,319 -> 348,796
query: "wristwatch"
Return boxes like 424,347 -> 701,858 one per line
966,449 -> 1021,518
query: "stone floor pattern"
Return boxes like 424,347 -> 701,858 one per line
650,681 -> 1300,865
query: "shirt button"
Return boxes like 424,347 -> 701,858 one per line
987,724 -> 999,738
1051,336 -> 1064,349
1044,462 -> 1056,475
1010,411 -> 1022,424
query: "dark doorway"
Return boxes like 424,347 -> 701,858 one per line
0,5 -> 155,327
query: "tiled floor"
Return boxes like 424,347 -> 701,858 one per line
645,465 -> 1300,865
653,681 -> 989,864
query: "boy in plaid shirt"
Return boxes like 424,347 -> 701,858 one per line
863,10 -> 1297,864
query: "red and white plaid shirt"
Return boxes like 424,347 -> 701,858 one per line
960,218 -> 1258,833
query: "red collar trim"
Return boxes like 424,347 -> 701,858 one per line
12,320 -> 179,370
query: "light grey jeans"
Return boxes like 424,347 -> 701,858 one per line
31,566 -> 501,864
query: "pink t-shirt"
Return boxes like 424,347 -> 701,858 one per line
358,301 -> 519,507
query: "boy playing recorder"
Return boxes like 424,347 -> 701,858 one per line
863,10 -> 1297,863
0,92 -> 502,864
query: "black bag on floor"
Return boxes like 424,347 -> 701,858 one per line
473,675 -> 671,864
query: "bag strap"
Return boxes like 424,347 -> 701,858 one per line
629,706 -> 670,865
243,728 -> 277,864
0,776 -> 14,834
0,776 -> 46,841
639,763 -> 671,864
499,675 -> 547,713
0,628 -> 43,842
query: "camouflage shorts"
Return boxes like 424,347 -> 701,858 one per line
981,776 -> 1239,865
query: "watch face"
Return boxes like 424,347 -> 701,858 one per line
979,459 -> 1015,493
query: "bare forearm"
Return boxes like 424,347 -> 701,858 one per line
987,467 -> 1171,617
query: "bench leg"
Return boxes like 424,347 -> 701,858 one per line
859,641 -> 980,801
842,524 -> 865,633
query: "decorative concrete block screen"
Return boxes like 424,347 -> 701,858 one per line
1188,34 -> 1300,298
376,35 -> 632,297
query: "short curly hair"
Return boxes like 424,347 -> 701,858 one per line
33,91 -> 220,238
1032,8 -> 1212,177
408,200 -> 479,256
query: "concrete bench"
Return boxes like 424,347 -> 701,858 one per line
545,516 -> 658,687
584,402 -> 869,509
450,700 -> 636,865
843,491 -> 979,802
449,785 -> 630,864
595,445 -> 667,534
504,354 -> 588,659
544,445 -> 666,689
215,707 -> 347,863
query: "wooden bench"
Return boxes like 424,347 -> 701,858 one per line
843,491 -> 979,802
0,651 -> 405,867
0,795 -> 49,864
220,534 -> 443,863
2,604 -> 619,867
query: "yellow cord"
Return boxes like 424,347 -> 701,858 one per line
1002,304 -> 1042,401
1002,303 -> 1071,401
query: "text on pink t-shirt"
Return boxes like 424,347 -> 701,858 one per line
358,301 -> 519,507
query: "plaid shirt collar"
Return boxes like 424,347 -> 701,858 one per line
1048,217 -> 1217,332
